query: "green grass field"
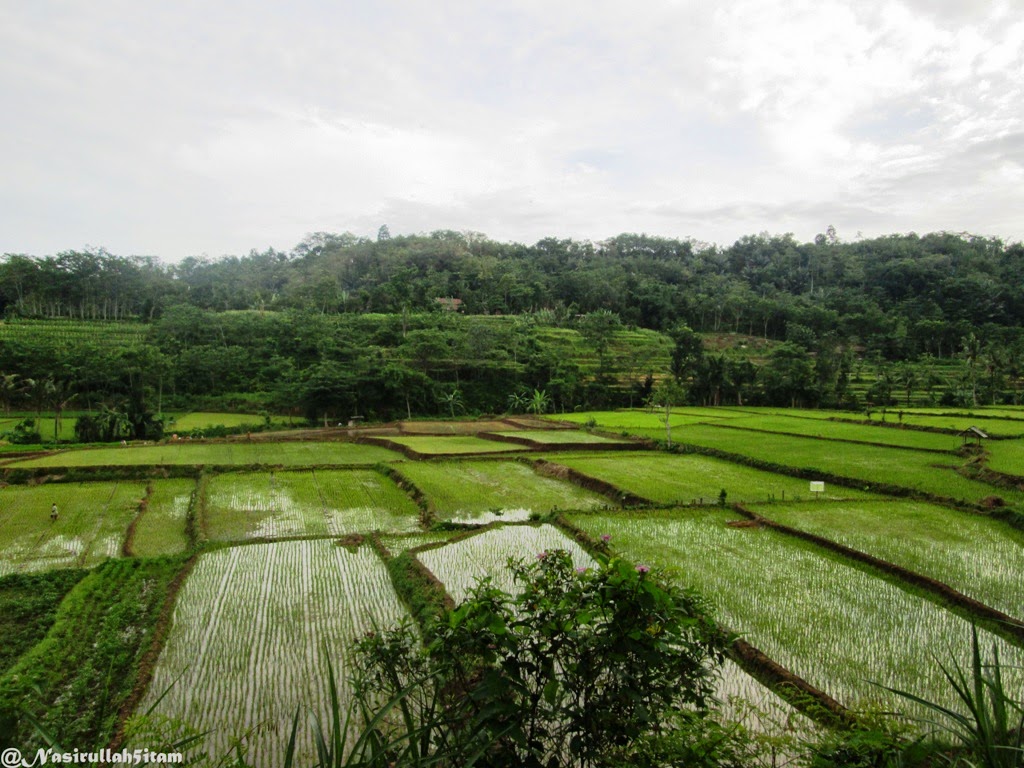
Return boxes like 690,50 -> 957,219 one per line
547,453 -> 879,504
750,500 -> 1024,619
568,509 -> 1024,720
707,414 -> 962,451
5,440 -> 403,468
203,469 -> 421,540
0,482 -> 147,575
492,429 -> 635,444
395,460 -> 608,523
983,438 -> 1024,476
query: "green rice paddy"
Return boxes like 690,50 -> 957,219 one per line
384,435 -> 530,454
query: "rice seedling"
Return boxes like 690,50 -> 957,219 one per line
203,469 -> 421,541
550,453 -> 880,505
6,440 -> 403,468
568,509 -> 1024,724
384,435 -> 530,454
131,479 -> 195,557
491,430 -> 634,444
395,461 -> 608,524
0,481 -> 146,575
752,499 -> 1024,620
139,540 -> 408,767
416,524 -> 595,601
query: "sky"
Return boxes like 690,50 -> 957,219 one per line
1,0 -> 1022,261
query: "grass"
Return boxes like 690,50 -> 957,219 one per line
567,509 -> 1024,722
0,481 -> 148,575
167,412 -> 288,431
5,440 -> 404,467
750,500 -> 1024,620
203,469 -> 421,541
384,435 -> 530,454
548,452 -> 880,505
138,541 -> 407,766
131,479 -> 196,557
548,409 -> 739,429
395,461 -> 609,523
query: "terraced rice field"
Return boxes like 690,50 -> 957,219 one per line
5,440 -> 403,467
491,429 -> 635,445
203,469 -> 421,540
384,435 -> 530,454
0,482 -> 146,575
395,460 -> 608,523
750,500 -> 1024,619
568,509 -> 1024,720
130,479 -> 195,557
548,453 -> 878,504
142,540 -> 407,767
666,423 -> 1024,504
983,438 -> 1024,476
704,414 -> 961,451
417,524 -> 595,601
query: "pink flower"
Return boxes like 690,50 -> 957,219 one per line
536,551 -> 548,560
635,564 -> 650,574
576,567 -> 587,574
600,534 -> 611,543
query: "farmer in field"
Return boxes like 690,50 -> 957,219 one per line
50,502 -> 58,522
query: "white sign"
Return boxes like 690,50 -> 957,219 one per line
809,481 -> 825,493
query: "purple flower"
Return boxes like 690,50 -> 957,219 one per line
536,551 -> 548,560
635,564 -> 650,574
600,534 -> 611,543
576,566 -> 587,574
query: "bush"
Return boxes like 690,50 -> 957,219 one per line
342,550 -> 731,767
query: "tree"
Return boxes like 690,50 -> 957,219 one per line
527,388 -> 551,415
649,379 -> 687,446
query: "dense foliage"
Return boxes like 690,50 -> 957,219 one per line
2,229 -> 1023,425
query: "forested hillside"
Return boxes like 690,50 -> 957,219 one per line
1,229 -> 1022,429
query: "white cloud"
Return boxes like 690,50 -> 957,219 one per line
0,0 -> 1022,258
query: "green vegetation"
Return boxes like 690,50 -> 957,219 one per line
567,509 -> 1024,721
202,469 -> 420,540
668,422 -> 1024,504
492,429 -> 633,444
548,452 -> 879,505
6,440 -> 403,467
0,556 -> 185,750
136,541 -> 407,765
754,500 -> 1024,619
0,569 -> 88,675
130,479 -> 195,557
383,434 -> 531,454
395,461 -> 608,523
0,481 -> 147,575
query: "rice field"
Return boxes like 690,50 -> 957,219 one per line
384,435 -> 530,455
398,420 -> 516,434
203,469 -> 421,541
548,453 -> 879,505
983,438 -> 1024,476
395,461 -> 608,524
416,524 -> 595,601
6,440 -> 403,468
749,500 -> 1024,620
140,540 -> 408,767
0,482 -> 146,575
549,409 -> 739,429
491,430 -> 635,445
568,509 -> 1024,721
706,414 -> 961,452
665,423 -> 1024,504
131,479 -> 195,557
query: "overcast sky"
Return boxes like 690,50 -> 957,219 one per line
2,1 -> 1022,261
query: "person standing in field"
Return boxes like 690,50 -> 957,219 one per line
50,503 -> 58,522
